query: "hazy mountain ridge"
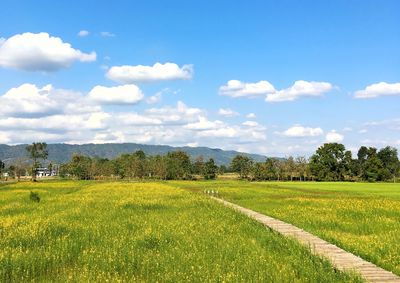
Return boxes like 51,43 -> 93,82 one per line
0,143 -> 267,165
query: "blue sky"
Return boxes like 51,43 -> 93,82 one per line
0,0 -> 399,156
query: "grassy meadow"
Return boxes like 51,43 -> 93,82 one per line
0,180 -> 363,282
173,181 -> 400,276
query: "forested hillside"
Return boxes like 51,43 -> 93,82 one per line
0,143 -> 266,165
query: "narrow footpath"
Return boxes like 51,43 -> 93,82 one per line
213,197 -> 400,283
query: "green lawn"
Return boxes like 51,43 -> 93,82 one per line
173,180 -> 400,276
0,180 -> 361,282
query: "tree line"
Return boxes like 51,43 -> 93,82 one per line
0,142 -> 399,182
231,143 -> 400,182
59,150 -> 219,180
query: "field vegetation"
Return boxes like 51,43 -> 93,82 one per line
0,180 -> 363,282
174,180 -> 400,276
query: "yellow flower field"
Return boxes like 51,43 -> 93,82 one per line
173,180 -> 400,276
0,180 -> 362,282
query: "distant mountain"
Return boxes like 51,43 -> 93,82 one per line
0,143 -> 268,165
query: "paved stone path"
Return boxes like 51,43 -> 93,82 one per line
212,197 -> 400,283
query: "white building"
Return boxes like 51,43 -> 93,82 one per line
36,165 -> 59,178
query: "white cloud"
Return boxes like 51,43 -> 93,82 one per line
242,121 -> 259,127
0,112 -> 110,138
364,118 -> 400,131
325,131 -> 344,143
1,84 -> 59,117
186,142 -> 199,147
0,83 -> 99,118
146,93 -> 162,104
266,80 -> 333,102
1,83 -> 268,148
0,32 -> 96,71
88,84 -> 144,105
219,79 -> 333,102
219,80 -> 275,98
1,130 -> 67,144
111,113 -> 162,126
282,125 -> 324,137
100,31 -> 115,37
0,132 -> 11,144
146,88 -> 174,104
78,30 -> 89,37
197,127 -> 239,138
145,101 -> 202,125
218,108 -> 239,117
195,123 -> 266,142
184,117 -> 223,130
354,82 -> 400,98
91,131 -> 125,144
246,113 -> 256,119
106,62 -> 193,83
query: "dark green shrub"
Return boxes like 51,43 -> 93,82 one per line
29,191 -> 40,203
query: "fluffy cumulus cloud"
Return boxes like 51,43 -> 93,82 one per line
0,82 -> 268,151
78,30 -> 89,37
184,116 -> 224,130
219,80 -> 275,98
146,93 -> 162,104
266,80 -> 333,102
246,113 -> 256,119
0,82 -> 334,156
218,108 -> 239,117
88,84 -> 144,104
325,130 -> 344,143
242,121 -> 259,127
219,79 -> 333,102
144,101 -> 202,125
0,83 -> 99,118
102,102 -> 266,147
1,83 -> 352,155
282,125 -> 324,137
0,86 -> 111,144
146,88 -> 175,104
1,84 -> 60,117
354,82 -> 400,98
106,62 -> 193,83
0,32 -> 96,71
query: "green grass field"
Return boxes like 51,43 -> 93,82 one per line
0,181 -> 362,282
173,181 -> 400,276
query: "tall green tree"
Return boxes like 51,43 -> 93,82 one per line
231,155 -> 253,179
309,143 -> 350,181
285,156 -> 296,181
69,154 -> 93,180
295,156 -> 308,181
203,158 -> 218,180
265,158 -> 278,180
377,146 -> 400,182
193,156 -> 205,176
166,151 -> 192,180
357,147 -> 383,182
148,155 -> 167,180
25,142 -> 48,181
251,162 -> 267,181
132,150 -> 147,178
